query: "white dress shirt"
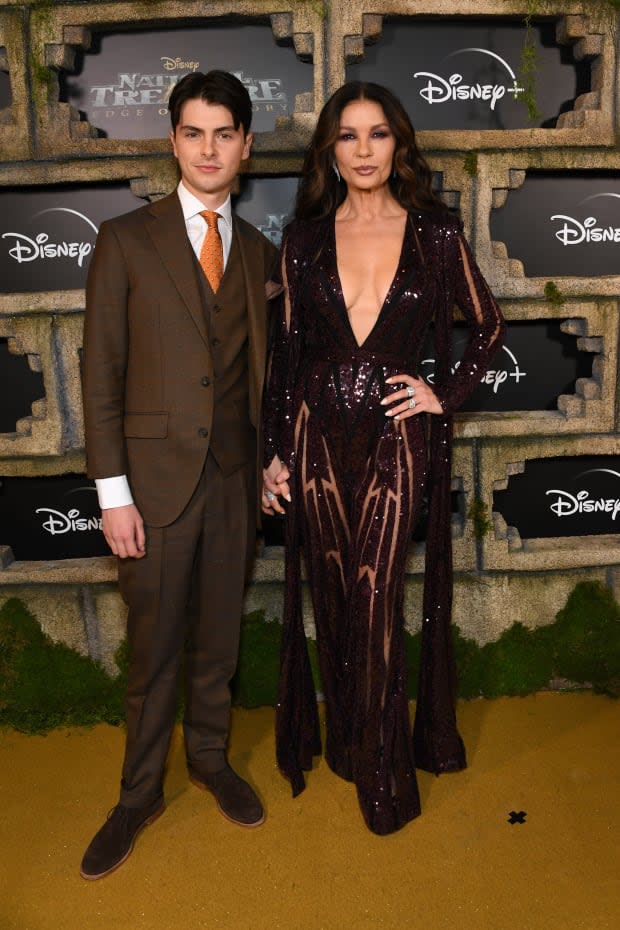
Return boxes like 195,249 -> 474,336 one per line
95,182 -> 233,510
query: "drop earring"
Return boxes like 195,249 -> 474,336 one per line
333,162 -> 341,182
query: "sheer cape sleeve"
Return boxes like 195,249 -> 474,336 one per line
432,215 -> 506,414
413,212 -> 506,773
262,220 -> 314,470
263,219 -> 323,794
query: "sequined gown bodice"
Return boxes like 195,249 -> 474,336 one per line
263,211 -> 505,835
295,218 -> 430,489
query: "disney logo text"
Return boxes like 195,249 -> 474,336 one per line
421,356 -> 526,393
550,215 -> 620,246
413,72 -> 524,111
36,507 -> 102,535
546,489 -> 620,521
2,232 -> 92,266
161,57 -> 199,72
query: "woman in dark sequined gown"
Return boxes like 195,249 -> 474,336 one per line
262,82 -> 505,835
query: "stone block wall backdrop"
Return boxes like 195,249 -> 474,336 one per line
1,0 -> 619,675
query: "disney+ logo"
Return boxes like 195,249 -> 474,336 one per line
413,48 -> 524,111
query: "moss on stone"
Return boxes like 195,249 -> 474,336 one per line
544,281 -> 565,306
2,580 -> 619,733
472,622 -> 554,698
467,498 -> 492,539
0,598 -> 124,733
463,152 -> 478,177
550,581 -> 620,696
231,610 -> 281,708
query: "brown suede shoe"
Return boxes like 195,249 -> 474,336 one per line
190,763 -> 264,827
80,797 -> 165,880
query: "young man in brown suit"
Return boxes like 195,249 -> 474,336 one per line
80,71 -> 279,880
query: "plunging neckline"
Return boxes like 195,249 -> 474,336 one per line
332,213 -> 410,350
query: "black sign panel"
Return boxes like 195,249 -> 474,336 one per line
422,320 -> 592,412
0,339 -> 45,433
60,25 -> 313,139
347,20 -> 588,131
491,171 -> 620,278
494,456 -> 620,539
235,176 -> 298,248
0,184 -> 146,293
0,475 -> 110,560
0,49 -> 11,109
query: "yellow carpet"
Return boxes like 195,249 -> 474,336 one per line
1,693 -> 619,930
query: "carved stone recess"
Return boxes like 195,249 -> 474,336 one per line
455,300 -> 617,440
404,444 -> 476,575
475,151 -> 620,300
327,0 -> 615,149
0,334 -> 45,439
481,433 -> 620,571
0,163 -> 175,319
28,1 -> 325,159
0,316 -> 62,457
0,8 -> 32,158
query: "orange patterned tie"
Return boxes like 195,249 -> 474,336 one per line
199,210 -> 224,292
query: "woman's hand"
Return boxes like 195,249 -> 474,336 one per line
262,455 -> 291,515
381,375 -> 443,420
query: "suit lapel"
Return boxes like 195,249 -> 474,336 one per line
145,193 -> 209,346
235,216 -> 266,429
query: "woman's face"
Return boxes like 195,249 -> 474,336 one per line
333,98 -> 397,194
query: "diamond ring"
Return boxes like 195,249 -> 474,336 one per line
266,491 -> 275,502
406,385 -> 415,398
408,398 -> 416,409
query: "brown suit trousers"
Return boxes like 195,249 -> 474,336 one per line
119,453 -> 255,805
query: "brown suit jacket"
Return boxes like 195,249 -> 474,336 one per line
82,191 -> 278,527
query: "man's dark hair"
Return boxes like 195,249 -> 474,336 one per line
168,70 -> 252,135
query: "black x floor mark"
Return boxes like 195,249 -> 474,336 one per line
508,810 -> 527,824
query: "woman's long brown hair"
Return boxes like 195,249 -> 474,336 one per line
295,81 -> 446,221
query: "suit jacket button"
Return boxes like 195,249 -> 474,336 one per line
213,304 -> 222,314
211,337 -> 220,346
198,428 -> 209,438
201,376 -> 211,387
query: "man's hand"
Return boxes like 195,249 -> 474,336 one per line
101,504 -> 146,559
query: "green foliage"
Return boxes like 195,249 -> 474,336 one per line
28,0 -> 56,107
463,152 -> 478,177
467,498 -> 492,539
544,280 -> 565,306
0,598 -> 124,733
450,625 -> 488,699
405,581 -> 620,699
231,610 -> 281,707
518,0 -> 542,124
2,580 -> 619,733
551,581 -> 620,695
474,622 -> 554,697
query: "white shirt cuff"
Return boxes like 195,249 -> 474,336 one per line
95,475 -> 134,510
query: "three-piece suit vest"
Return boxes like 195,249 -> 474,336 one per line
194,227 -> 255,477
